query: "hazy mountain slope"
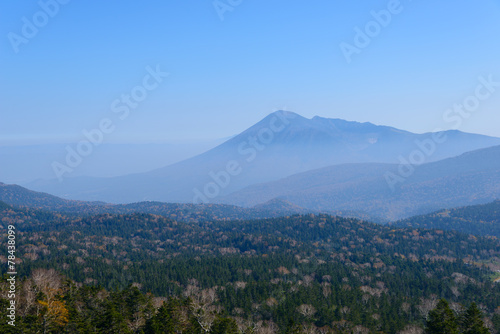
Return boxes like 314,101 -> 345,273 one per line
0,181 -> 107,212
221,145 -> 500,221
0,140 -> 225,184
393,200 -> 500,237
0,182 -> 314,222
25,111 -> 500,203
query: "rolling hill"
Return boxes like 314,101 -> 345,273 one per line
0,182 -> 315,222
220,145 -> 500,221
393,200 -> 500,237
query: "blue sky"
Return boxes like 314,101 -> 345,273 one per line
1,0 -> 500,146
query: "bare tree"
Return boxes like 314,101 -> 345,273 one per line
416,297 -> 438,319
401,302 -> 411,314
184,283 -> 219,333
257,321 -> 279,334
298,304 -> 317,318
303,275 -> 314,287
352,325 -> 370,334
302,323 -> 318,334
322,282 -> 331,298
18,279 -> 37,317
317,325 -> 333,334
397,325 -> 424,334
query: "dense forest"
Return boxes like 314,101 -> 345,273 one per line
394,200 -> 500,237
2,200 -> 500,333
0,270 -> 493,334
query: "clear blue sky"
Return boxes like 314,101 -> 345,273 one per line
1,0 -> 500,146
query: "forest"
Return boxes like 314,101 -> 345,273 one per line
1,201 -> 500,333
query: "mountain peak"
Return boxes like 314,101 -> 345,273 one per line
267,111 -> 375,129
25,111 -> 500,204
269,110 -> 300,118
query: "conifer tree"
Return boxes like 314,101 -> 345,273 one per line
459,303 -> 490,334
425,299 -> 458,334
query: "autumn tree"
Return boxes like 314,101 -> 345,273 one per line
32,269 -> 69,333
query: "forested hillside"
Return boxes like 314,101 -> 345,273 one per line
0,182 -> 314,222
394,200 -> 500,237
2,202 -> 500,333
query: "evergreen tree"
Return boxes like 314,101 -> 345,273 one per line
210,317 -> 239,334
98,302 -> 130,334
460,303 -> 490,334
491,313 -> 500,333
145,303 -> 176,334
425,299 -> 458,334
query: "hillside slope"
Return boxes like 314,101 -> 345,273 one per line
221,145 -> 500,221
394,200 -> 500,236
0,182 -> 314,222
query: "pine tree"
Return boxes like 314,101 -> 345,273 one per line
210,317 -> 239,334
460,303 -> 490,334
98,302 -> 130,334
425,299 -> 458,334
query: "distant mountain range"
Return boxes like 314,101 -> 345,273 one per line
0,182 -> 314,222
25,111 -> 500,207
2,176 -> 500,225
222,145 -> 500,220
0,182 -> 382,222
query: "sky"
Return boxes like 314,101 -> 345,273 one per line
1,0 -> 500,145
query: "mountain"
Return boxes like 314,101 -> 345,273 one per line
0,182 -> 313,222
0,181 -> 107,212
25,111 -> 500,204
221,145 -> 500,221
393,200 -> 500,237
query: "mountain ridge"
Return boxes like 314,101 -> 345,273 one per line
0,182 -> 318,222
220,144 -> 500,221
25,111 -> 500,204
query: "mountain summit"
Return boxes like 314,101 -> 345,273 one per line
27,111 -> 500,204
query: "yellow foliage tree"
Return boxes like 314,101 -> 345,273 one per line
38,298 -> 69,328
